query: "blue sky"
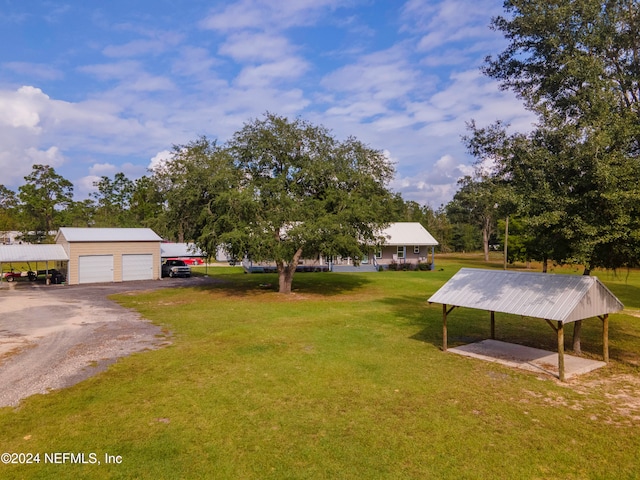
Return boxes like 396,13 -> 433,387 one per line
0,0 -> 535,207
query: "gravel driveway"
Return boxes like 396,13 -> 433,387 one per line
0,277 -> 210,408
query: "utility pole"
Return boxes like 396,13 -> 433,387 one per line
503,215 -> 509,270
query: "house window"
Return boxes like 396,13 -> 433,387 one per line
413,246 -> 420,255
397,246 -> 405,259
375,250 -> 382,259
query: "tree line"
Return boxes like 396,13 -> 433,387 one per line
0,165 -> 165,243
0,160 -> 485,253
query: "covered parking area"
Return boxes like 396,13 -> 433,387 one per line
428,268 -> 625,381
0,244 -> 69,284
160,242 -> 205,263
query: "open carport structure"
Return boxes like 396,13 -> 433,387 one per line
0,244 -> 69,284
428,268 -> 625,381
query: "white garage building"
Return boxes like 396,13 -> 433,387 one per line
56,228 -> 163,285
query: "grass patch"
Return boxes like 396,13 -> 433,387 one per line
1,254 -> 640,478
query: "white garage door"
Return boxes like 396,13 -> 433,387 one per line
122,254 -> 154,281
78,255 -> 114,284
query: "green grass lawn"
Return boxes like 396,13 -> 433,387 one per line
1,254 -> 640,479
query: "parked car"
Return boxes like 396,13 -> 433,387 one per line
165,257 -> 204,266
162,259 -> 191,278
38,269 -> 66,284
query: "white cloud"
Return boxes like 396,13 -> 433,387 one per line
172,47 -> 222,80
199,0 -> 346,32
0,86 -> 46,130
321,47 -> 419,100
148,150 -> 172,171
391,154 -> 474,207
25,146 -> 65,167
76,175 -> 101,198
79,61 -> 175,92
3,62 -> 63,80
402,0 -> 503,50
102,33 -> 182,58
235,58 -> 310,87
89,163 -> 118,175
199,1 -> 269,31
219,32 -> 294,62
0,84 -> 180,193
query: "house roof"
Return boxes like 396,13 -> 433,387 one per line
161,243 -> 205,258
381,222 -> 438,246
428,268 -> 624,324
56,227 -> 162,243
0,244 -> 69,262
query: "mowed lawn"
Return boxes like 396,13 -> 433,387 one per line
1,255 -> 640,479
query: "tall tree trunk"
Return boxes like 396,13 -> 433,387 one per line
483,217 -> 490,261
278,264 -> 296,294
503,215 -> 509,270
572,320 -> 582,354
277,247 -> 304,294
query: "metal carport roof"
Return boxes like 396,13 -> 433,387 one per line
160,243 -> 205,258
0,244 -> 69,262
428,268 -> 624,324
428,268 -> 625,381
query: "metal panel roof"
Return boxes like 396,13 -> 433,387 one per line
161,243 -> 205,257
381,222 -> 438,246
428,268 -> 624,324
0,244 -> 69,262
57,227 -> 162,243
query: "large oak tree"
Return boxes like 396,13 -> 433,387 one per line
158,113 -> 396,294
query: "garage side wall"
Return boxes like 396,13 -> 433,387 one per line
65,241 -> 161,285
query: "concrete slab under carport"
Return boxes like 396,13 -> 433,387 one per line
449,339 -> 607,380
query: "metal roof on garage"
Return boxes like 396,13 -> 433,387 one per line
0,244 -> 69,262
428,268 -> 624,324
381,222 -> 438,246
56,227 -> 162,243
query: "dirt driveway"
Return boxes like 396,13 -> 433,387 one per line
0,277 -> 210,408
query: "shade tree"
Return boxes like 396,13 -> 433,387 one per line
158,113 -> 397,294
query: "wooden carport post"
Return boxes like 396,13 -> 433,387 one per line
557,321 -> 565,382
545,319 -> 565,382
442,304 -> 447,351
490,311 -> 495,340
442,304 -> 456,351
600,314 -> 609,363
